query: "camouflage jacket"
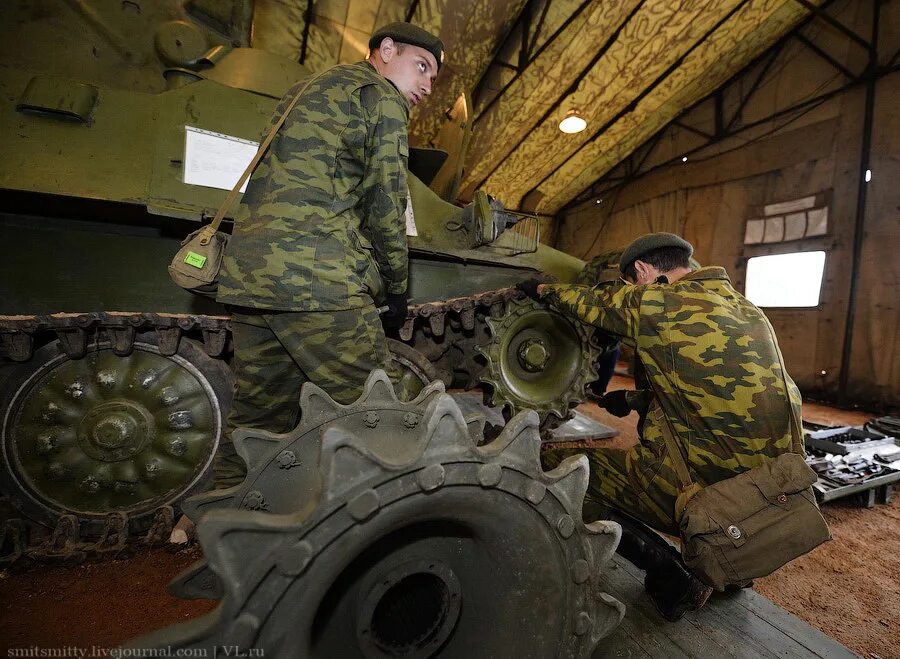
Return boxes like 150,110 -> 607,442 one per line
217,61 -> 410,311
540,267 -> 803,483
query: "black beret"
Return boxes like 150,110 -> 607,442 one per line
369,22 -> 445,70
620,233 -> 694,274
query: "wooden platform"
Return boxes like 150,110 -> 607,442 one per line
595,555 -> 856,658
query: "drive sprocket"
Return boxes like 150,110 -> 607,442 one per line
131,370 -> 624,656
475,297 -> 599,429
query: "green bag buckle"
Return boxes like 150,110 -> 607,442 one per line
184,251 -> 208,269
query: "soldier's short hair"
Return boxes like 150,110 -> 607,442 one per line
623,246 -> 691,281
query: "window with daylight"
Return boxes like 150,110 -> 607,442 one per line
744,194 -> 829,244
745,251 -> 826,307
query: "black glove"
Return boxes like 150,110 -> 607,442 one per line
598,390 -> 631,417
382,292 -> 408,329
516,278 -> 543,300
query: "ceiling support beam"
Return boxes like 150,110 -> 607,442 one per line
405,0 -> 421,23
790,0 -> 870,51
795,33 -> 859,80
298,0 -> 312,65
838,0 -> 880,405
726,41 -> 785,131
673,120 -> 714,140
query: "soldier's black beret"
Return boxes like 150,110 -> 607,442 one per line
369,22 -> 445,70
620,233 -> 694,273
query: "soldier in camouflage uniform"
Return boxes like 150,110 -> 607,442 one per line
214,23 -> 444,485
521,232 -> 802,620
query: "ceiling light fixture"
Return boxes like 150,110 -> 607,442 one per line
559,109 -> 587,134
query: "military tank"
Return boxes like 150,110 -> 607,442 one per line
0,1 -> 599,550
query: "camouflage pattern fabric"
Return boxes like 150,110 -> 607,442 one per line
576,249 -> 625,286
540,266 -> 803,533
214,306 -> 401,487
217,61 -> 410,312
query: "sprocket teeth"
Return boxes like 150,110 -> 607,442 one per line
464,413 -> 486,444
408,378 -> 446,404
589,595 -> 627,648
233,428 -> 283,470
473,296 -> 599,426
298,381 -> 342,422
168,560 -> 223,600
196,510 -> 294,606
360,369 -> 400,403
182,488 -> 239,522
544,454 -> 590,515
478,410 -> 541,466
421,394 -> 477,456
584,520 -> 622,568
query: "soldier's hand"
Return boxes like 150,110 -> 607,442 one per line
516,278 -> 543,300
598,390 -> 631,417
382,293 -> 409,329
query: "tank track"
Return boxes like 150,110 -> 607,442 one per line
0,287 -> 520,363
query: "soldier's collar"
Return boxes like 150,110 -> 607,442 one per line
363,61 -> 411,110
683,266 -> 730,282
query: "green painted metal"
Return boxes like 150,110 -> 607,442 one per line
0,2 -> 595,537
6,344 -> 218,517
477,298 -> 598,424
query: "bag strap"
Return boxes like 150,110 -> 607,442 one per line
196,73 -> 323,246
652,405 -> 702,522
654,405 -> 692,488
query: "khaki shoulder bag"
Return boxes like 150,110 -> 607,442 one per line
658,364 -> 831,590
168,76 -> 319,298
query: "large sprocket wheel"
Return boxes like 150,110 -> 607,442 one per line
0,333 -> 231,536
475,298 -> 598,429
131,371 -> 624,657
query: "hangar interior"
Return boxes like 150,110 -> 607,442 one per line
0,0 -> 897,657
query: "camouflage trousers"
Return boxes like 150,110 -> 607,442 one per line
215,304 -> 399,487
542,439 -> 686,537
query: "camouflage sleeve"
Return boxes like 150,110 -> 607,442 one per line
540,282 -> 643,342
361,91 -> 410,295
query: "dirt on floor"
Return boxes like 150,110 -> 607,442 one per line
0,546 -> 216,654
0,376 -> 896,657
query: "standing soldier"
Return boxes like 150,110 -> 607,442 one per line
520,233 -> 803,621
214,23 -> 444,486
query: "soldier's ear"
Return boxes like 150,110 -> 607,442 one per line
378,37 -> 397,63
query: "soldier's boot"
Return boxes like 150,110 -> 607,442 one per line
610,512 -> 713,622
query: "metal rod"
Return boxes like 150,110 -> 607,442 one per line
299,0 -> 312,65
528,0 -> 552,58
838,0 -> 879,404
714,91 -> 724,137
887,46 -> 900,69
519,0 -> 533,71
673,120 -> 714,140
790,0 -> 871,51
405,0 -> 421,23
726,42 -> 785,131
796,33 -> 858,80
